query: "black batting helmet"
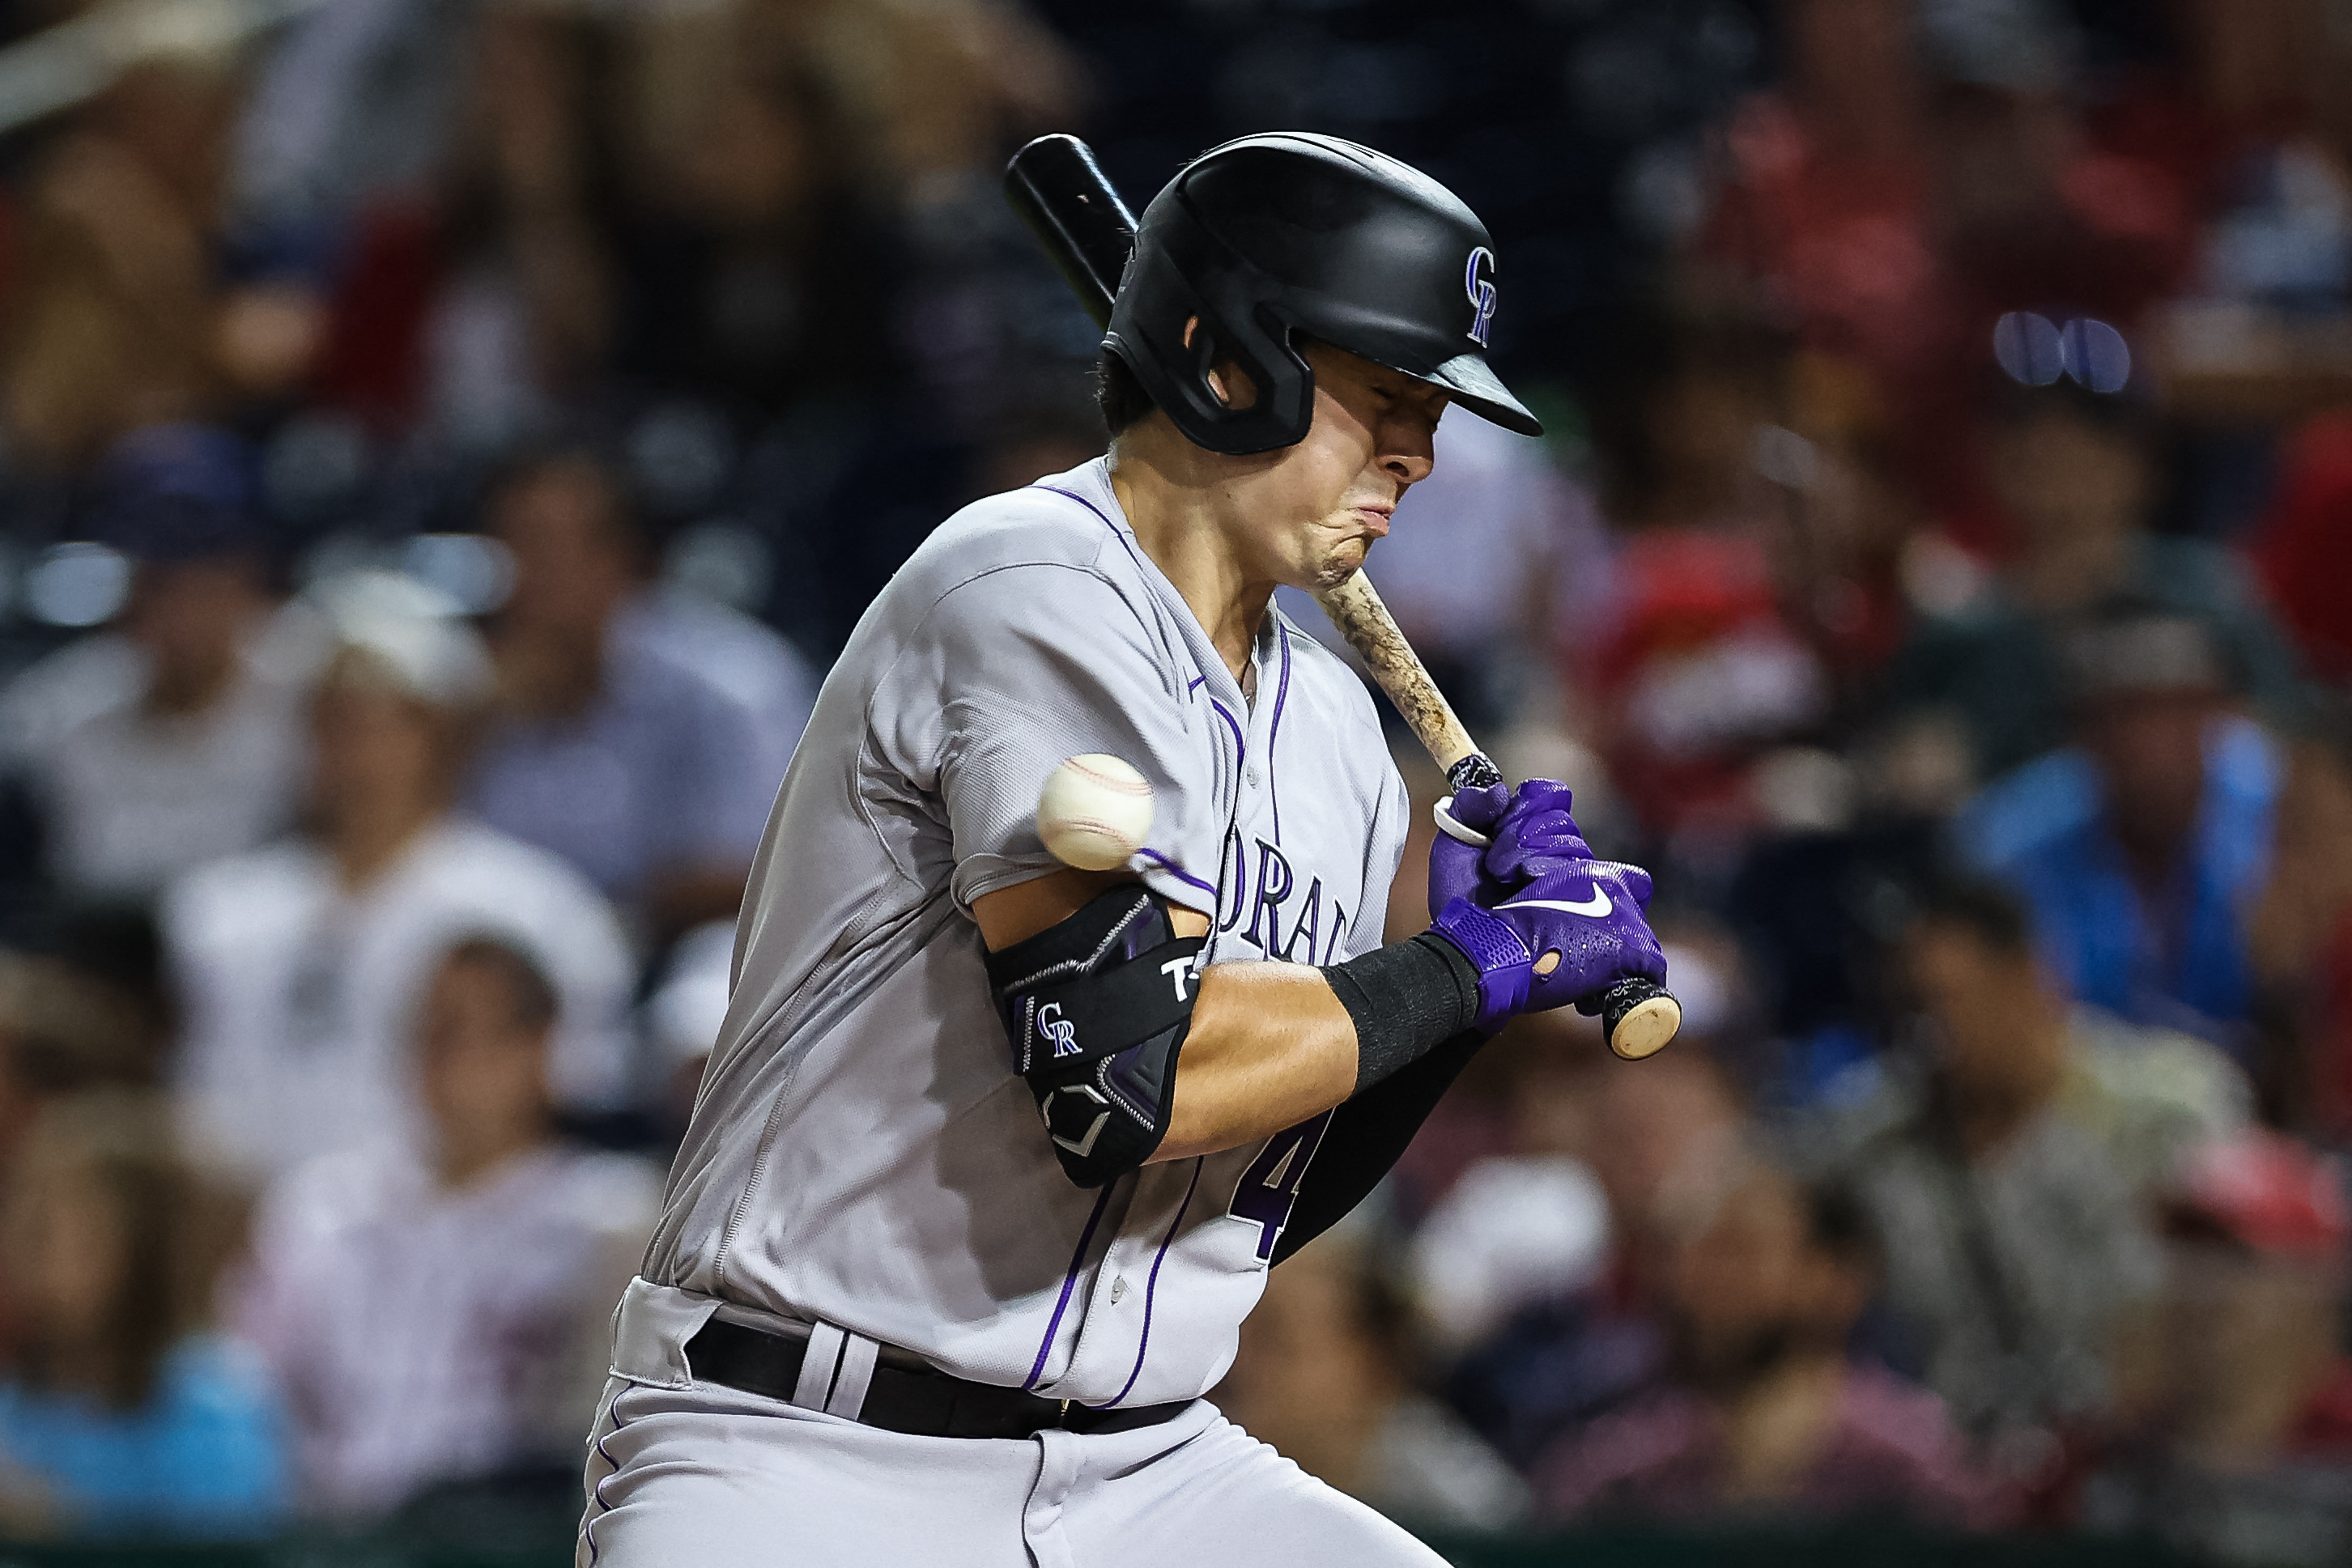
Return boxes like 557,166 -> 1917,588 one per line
1106,133 -> 1542,457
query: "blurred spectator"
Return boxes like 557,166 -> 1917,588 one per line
1406,1046 -> 1611,1362
0,1094 -> 284,1536
1957,607 -> 2282,1048
463,450 -> 785,933
1883,384 -> 2306,784
2092,1132 -> 2352,1566
233,937 -> 657,1519
1803,878 -> 2238,1447
1573,311 -> 1835,843
2248,724 -> 2352,1140
1448,1046 -> 1747,1468
1536,1151 -> 1988,1528
0,945 -> 168,1376
1699,0 -> 2198,534
644,917 -> 734,1141
1217,1233 -> 1529,1532
603,28 -> 884,418
0,426 -> 317,900
164,576 -> 632,1183
2252,409 -> 2352,687
0,62 -> 264,468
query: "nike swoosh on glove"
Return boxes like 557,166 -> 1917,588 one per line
1427,858 -> 1666,1033
1427,779 -> 1593,918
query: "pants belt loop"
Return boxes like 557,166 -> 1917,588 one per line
787,1319 -> 881,1419
791,1322 -> 847,1410
825,1332 -> 879,1419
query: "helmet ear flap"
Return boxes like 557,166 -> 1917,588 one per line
1182,308 -> 1314,445
1105,219 -> 1316,456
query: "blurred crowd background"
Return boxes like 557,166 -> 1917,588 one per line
2,0 -> 2352,1560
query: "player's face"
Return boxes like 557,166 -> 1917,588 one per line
1235,342 -> 1448,591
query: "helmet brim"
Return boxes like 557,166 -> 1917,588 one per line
1423,352 -> 1543,439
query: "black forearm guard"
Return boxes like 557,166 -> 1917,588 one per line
983,885 -> 1206,1188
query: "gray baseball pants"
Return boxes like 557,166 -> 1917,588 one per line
576,1286 -> 1444,1568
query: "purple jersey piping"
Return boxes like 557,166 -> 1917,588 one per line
1138,848 -> 1217,899
1207,699 -> 1245,767
1023,1183 -> 1116,1391
1103,1158 -> 1204,1409
1268,623 -> 1293,843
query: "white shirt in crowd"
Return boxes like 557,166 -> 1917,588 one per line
164,815 -> 635,1181
0,608 -> 325,897
1408,1154 -> 1613,1357
232,1141 -> 661,1515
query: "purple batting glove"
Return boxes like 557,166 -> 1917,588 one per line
1428,857 -> 1666,1033
1427,780 -> 1510,917
1482,780 -> 1595,887
1428,777 -> 1593,917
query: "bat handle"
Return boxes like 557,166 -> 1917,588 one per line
1433,751 -> 1505,848
1595,976 -> 1682,1060
1444,753 -> 1503,792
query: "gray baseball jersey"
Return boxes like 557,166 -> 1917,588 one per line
642,456 -> 1410,1409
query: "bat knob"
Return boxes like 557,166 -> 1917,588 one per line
1597,977 -> 1681,1061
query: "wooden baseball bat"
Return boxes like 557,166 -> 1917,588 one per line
1003,134 -> 1679,1060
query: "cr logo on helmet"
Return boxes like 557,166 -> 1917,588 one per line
1464,247 -> 1497,347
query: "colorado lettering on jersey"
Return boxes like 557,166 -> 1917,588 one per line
1214,830 -> 1354,966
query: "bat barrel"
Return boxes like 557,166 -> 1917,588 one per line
1004,134 -> 1138,332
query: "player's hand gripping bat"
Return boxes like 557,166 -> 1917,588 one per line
1003,134 -> 1680,1060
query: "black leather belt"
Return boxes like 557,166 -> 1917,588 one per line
684,1317 -> 1190,1440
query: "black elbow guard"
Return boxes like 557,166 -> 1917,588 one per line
983,885 -> 1205,1188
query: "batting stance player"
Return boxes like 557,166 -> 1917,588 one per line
580,134 -> 1668,1567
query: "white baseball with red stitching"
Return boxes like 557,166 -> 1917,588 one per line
1036,754 -> 1155,872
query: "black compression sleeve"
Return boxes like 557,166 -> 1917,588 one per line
1322,933 -> 1482,1094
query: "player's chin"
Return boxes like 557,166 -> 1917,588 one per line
1307,538 -> 1372,590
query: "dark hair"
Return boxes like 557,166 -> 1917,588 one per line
442,935 -> 559,1031
1097,351 -> 1158,437
18,1095 -> 190,1410
1908,875 -> 2036,962
1802,1179 -> 1878,1272
479,443 -> 643,562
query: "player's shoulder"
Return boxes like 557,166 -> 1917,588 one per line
895,457 -> 1141,603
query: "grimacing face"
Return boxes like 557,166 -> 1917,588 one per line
1218,341 -> 1448,592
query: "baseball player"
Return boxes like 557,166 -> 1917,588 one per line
580,133 -> 1668,1568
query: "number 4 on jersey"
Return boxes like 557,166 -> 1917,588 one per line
1228,1111 -> 1333,1262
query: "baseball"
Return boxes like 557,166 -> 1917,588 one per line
1036,754 -> 1155,871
